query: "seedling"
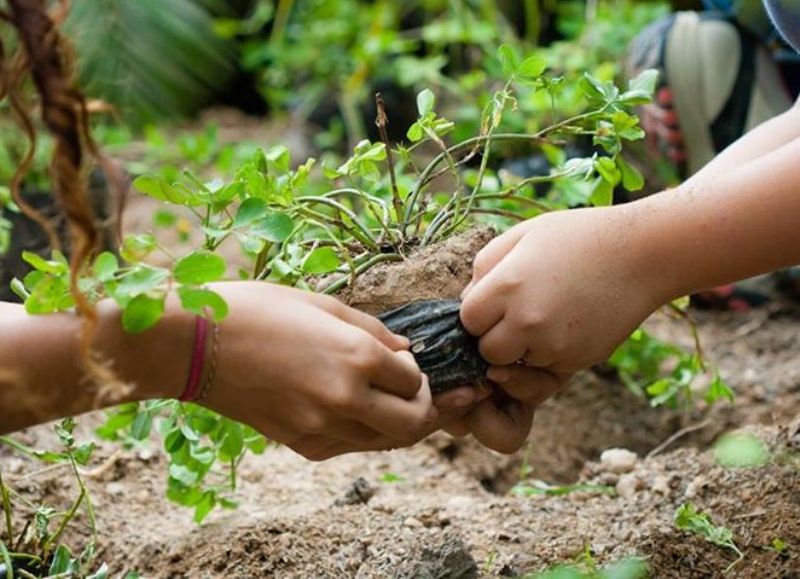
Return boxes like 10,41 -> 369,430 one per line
673,502 -> 744,572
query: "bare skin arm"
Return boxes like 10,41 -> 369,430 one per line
1,283 -> 481,459
0,298 -> 190,434
451,112 -> 800,453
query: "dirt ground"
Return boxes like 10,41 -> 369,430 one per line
4,275 -> 800,578
4,114 -> 800,577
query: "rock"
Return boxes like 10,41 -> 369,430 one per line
334,477 -> 376,506
404,517 -> 425,529
600,448 -> 638,474
397,536 -> 478,579
6,458 -> 25,475
616,473 -> 641,499
105,482 -> 125,496
651,475 -> 671,495
685,475 -> 709,499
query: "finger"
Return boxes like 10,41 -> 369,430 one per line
463,224 -> 529,297
487,365 -> 569,405
478,318 -> 528,366
467,397 -> 534,454
442,417 -> 471,438
367,348 -> 423,399
522,345 -> 559,368
311,294 -> 410,350
433,386 -> 481,413
460,273 -> 507,337
360,376 -> 437,443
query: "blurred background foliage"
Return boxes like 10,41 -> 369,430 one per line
2,0 -> 679,187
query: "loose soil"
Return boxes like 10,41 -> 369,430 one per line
4,238 -> 800,577
5,114 -> 800,576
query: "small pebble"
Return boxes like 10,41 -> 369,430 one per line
7,458 -> 25,475
651,475 -> 671,495
105,482 -> 125,496
685,475 -> 709,499
403,516 -> 424,529
600,448 -> 638,474
616,473 -> 640,499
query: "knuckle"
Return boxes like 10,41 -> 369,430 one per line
297,411 -> 329,435
322,385 -> 361,412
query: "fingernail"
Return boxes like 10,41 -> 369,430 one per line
487,367 -> 510,383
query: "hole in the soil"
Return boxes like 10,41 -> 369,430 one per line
439,441 -> 460,462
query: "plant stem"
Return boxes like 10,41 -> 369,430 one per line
0,470 -> 13,545
374,93 -> 403,223
321,253 -> 404,294
403,107 -> 608,231
0,539 -> 13,579
296,197 -> 380,251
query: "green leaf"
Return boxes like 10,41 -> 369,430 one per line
73,442 -> 96,466
617,157 -> 644,192
121,233 -> 158,262
251,212 -> 294,242
133,175 -> 194,205
93,252 -> 119,282
302,247 -> 341,274
154,209 -> 178,228
517,55 -> 547,80
416,89 -> 435,117
407,121 -> 424,142
22,251 -> 67,275
705,372 -> 734,405
628,69 -> 659,97
25,275 -> 73,315
713,433 -> 768,468
595,157 -> 621,186
174,251 -> 226,285
122,293 -> 166,333
169,463 -> 199,486
589,177 -> 614,207
194,491 -> 216,523
497,44 -> 519,76
177,287 -> 229,322
131,411 -> 153,440
234,198 -> 268,227
10,277 -> 29,300
115,265 -> 169,302
48,545 -> 72,575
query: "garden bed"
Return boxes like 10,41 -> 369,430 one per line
5,288 -> 800,577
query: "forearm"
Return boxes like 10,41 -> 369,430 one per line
628,134 -> 800,303
0,298 -> 190,434
688,99 -> 800,184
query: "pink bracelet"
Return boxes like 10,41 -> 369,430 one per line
179,315 -> 210,402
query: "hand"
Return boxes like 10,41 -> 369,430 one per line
202,282 -> 479,461
450,207 -> 663,453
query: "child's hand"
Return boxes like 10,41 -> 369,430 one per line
454,207 -> 664,453
203,283 -> 477,460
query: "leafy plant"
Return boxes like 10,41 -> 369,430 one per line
673,502 -> 744,571
0,419 -> 111,578
64,0 -> 238,122
511,482 -> 616,498
608,327 -> 733,409
713,433 -> 769,469
525,555 -> 648,579
11,55 -> 662,522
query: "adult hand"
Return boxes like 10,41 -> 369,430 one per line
203,283 -> 481,461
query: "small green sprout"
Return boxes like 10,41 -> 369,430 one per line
673,502 -> 743,571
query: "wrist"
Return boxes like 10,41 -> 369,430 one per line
95,294 -> 194,402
